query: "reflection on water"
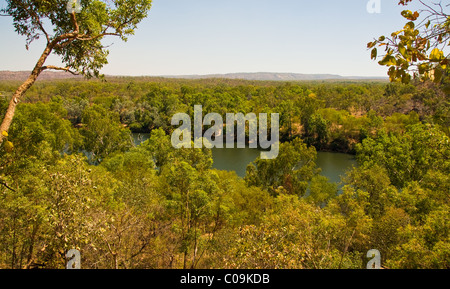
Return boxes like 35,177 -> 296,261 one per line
315,152 -> 357,185
132,133 -> 150,145
212,148 -> 356,184
211,146 -> 261,178
132,133 -> 356,184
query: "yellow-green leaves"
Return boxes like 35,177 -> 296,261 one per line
427,49 -> 447,83
403,21 -> 415,30
398,44 -> 408,59
369,4 -> 450,85
378,54 -> 397,66
371,48 -> 378,60
429,48 -> 444,62
4,141 -> 14,153
2,131 -> 13,152
401,10 -> 420,21
432,68 -> 443,83
418,63 -> 429,74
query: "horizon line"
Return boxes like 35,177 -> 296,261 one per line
0,70 -> 389,80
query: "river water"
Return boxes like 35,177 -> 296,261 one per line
132,133 -> 356,185
211,147 -> 356,185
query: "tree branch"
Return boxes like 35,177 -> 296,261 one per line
42,65 -> 79,75
50,12 -> 81,48
14,0 -> 50,43
0,180 -> 16,192
69,11 -> 79,34
53,37 -> 77,50
76,32 -> 121,41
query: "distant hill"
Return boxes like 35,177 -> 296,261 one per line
0,71 -> 82,81
164,72 -> 345,81
0,71 -> 386,82
163,72 -> 387,81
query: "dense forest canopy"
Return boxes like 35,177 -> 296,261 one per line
0,0 -> 448,270
0,77 -> 448,269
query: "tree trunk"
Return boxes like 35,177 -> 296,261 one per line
24,222 -> 40,269
339,229 -> 356,269
0,44 -> 53,143
191,221 -> 198,269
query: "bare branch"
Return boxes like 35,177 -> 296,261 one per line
0,180 -> 16,192
76,32 -> 121,41
53,37 -> 77,50
69,11 -> 79,34
41,65 -> 79,75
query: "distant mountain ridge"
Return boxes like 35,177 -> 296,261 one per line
0,70 -> 82,81
162,72 -> 387,81
165,72 -> 344,81
0,71 -> 386,81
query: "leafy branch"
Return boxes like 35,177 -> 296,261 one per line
368,0 -> 450,87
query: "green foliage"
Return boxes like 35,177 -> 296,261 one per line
10,101 -> 82,155
304,113 -> 330,150
307,175 -> 338,207
1,0 -> 152,78
356,123 -> 450,188
369,0 -> 450,92
80,104 -> 133,163
245,138 -> 318,197
3,0 -> 447,271
222,194 -> 362,269
0,77 -> 448,269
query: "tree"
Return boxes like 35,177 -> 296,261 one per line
222,194 -> 361,269
370,207 -> 410,262
245,138 -> 318,197
0,153 -> 118,268
368,0 -> 449,89
307,175 -> 338,207
305,113 -> 330,150
0,0 -> 152,142
355,123 -> 450,188
80,104 -> 133,163
343,165 -> 395,219
386,205 -> 450,269
160,160 -> 219,269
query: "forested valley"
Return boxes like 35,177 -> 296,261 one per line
0,77 -> 448,269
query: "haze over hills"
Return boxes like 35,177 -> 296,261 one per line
163,72 -> 387,81
0,71 -> 82,81
0,71 -> 387,82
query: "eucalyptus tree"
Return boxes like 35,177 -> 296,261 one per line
0,0 -> 152,142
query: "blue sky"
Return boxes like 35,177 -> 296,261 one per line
0,0 -> 420,77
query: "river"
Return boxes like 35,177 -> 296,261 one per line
211,148 -> 356,185
132,133 -> 356,185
